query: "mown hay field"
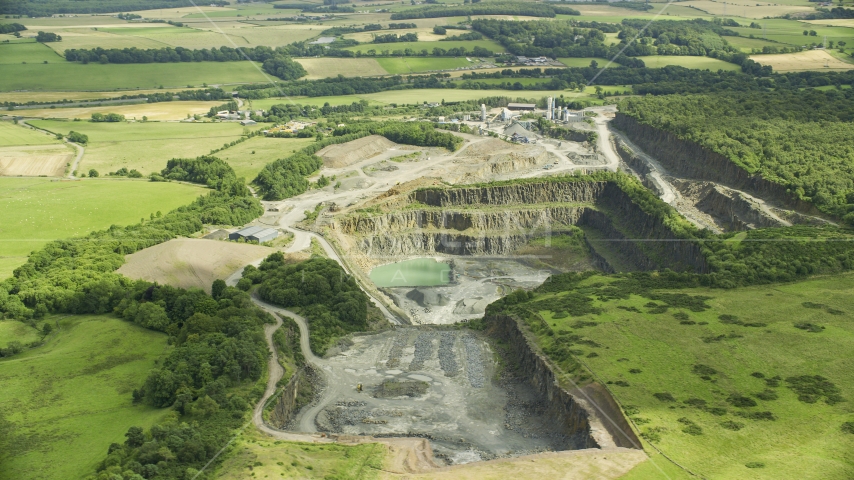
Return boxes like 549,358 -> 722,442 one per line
751,50 -> 854,71
296,57 -> 388,79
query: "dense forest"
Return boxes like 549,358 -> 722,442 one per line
250,255 -> 370,354
390,2 -> 579,20
619,90 -> 854,223
160,155 -> 248,192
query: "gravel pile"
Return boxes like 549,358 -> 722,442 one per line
324,406 -> 404,430
462,334 -> 484,388
438,332 -> 459,377
385,331 -> 408,368
408,332 -> 434,371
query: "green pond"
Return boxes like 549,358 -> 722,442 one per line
369,258 -> 451,287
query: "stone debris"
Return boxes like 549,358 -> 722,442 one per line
409,332 -> 435,371
462,334 -> 485,388
438,332 -> 459,377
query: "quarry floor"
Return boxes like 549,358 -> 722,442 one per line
299,327 -> 573,466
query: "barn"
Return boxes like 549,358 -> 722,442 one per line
229,226 -> 279,243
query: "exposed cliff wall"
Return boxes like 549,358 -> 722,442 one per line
412,181 -> 608,207
486,314 -> 641,450
338,207 -> 586,235
596,183 -> 709,273
612,113 -> 821,216
269,368 -> 305,429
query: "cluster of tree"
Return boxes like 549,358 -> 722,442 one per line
91,112 -> 125,122
36,31 -> 61,42
0,23 -> 26,34
619,89 -> 854,223
160,155 -> 249,193
63,46 -> 306,82
334,121 -> 464,151
250,255 -> 369,354
92,279 -> 272,479
372,32 -> 418,43
66,131 -> 88,144
389,22 -> 417,29
206,100 -> 238,118
116,12 -> 141,20
273,2 -> 353,12
1,0 -> 224,16
109,167 -> 143,178
320,24 -> 383,36
798,6 -> 854,20
610,1 -> 653,11
390,2 -> 579,20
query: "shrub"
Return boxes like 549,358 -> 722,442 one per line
841,422 -> 854,435
683,398 -> 707,408
718,314 -> 742,325
727,394 -> 758,408
755,390 -> 778,401
785,375 -> 844,404
654,392 -> 676,402
692,364 -> 717,376
745,462 -> 765,469
751,372 -> 765,379
734,411 -> 776,421
721,420 -> 744,431
629,368 -> 642,374
794,322 -> 824,333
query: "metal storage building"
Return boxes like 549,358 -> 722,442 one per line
229,226 -> 279,243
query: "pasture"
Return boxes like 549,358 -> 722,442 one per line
637,55 -> 742,71
343,27 -> 447,43
725,36 -> 784,52
29,120 -> 247,174
0,61 -> 268,91
682,0 -> 813,19
0,88 -> 198,104
0,315 -> 170,480
215,135 -> 316,181
750,50 -> 854,71
729,19 -> 854,48
0,41 -> 64,64
0,122 -> 62,147
296,57 -> 388,79
0,177 -> 205,279
530,273 -> 854,479
376,56 -> 475,74
0,319 -> 40,348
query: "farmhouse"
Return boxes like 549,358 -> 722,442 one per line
229,226 -> 279,243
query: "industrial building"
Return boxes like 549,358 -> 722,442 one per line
229,226 -> 279,243
507,103 -> 536,111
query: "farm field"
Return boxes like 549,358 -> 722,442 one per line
750,50 -> 854,71
638,55 -> 742,71
527,273 -> 854,479
296,57 -> 388,79
724,36 -> 785,52
559,57 -> 615,68
29,120 -> 247,174
376,56 -> 474,74
117,238 -> 274,293
682,0 -> 813,18
19,100 -> 223,121
0,61 -> 268,92
0,122 -> 63,147
729,19 -> 854,47
0,41 -> 64,64
214,135 -> 316,181
344,39 -> 506,54
43,29 -> 168,53
0,88 -> 199,104
0,177 -> 205,279
343,27 -> 447,43
281,88 -> 577,107
0,315 -> 170,480
0,145 -> 74,177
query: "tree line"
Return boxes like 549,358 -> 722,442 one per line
390,2 -> 579,20
1,0 -> 224,16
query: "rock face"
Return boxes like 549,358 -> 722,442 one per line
269,367 -> 306,429
486,314 -> 641,450
612,113 -> 822,216
338,180 -> 709,273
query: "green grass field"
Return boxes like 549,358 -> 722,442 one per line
638,55 -> 742,70
0,319 -> 40,348
344,39 -> 505,54
0,61 -> 268,91
29,120 -> 247,174
0,177 -> 205,279
376,56 -> 474,74
214,429 -> 385,479
0,41 -> 64,65
526,273 -> 854,479
729,19 -> 854,47
0,122 -> 62,147
216,136 -> 316,181
0,315 -> 170,480
725,35 -> 786,52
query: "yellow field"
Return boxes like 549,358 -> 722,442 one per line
750,49 -> 854,71
344,27 -> 447,43
234,25 -> 322,47
682,0 -> 812,19
0,145 -> 73,177
296,57 -> 389,79
129,6 -> 231,19
803,19 -> 854,28
21,101 -> 222,121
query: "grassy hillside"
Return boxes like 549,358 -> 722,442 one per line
0,177 -> 205,279
0,315 -> 170,480
492,272 -> 854,479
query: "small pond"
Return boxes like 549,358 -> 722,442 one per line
369,258 -> 450,287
